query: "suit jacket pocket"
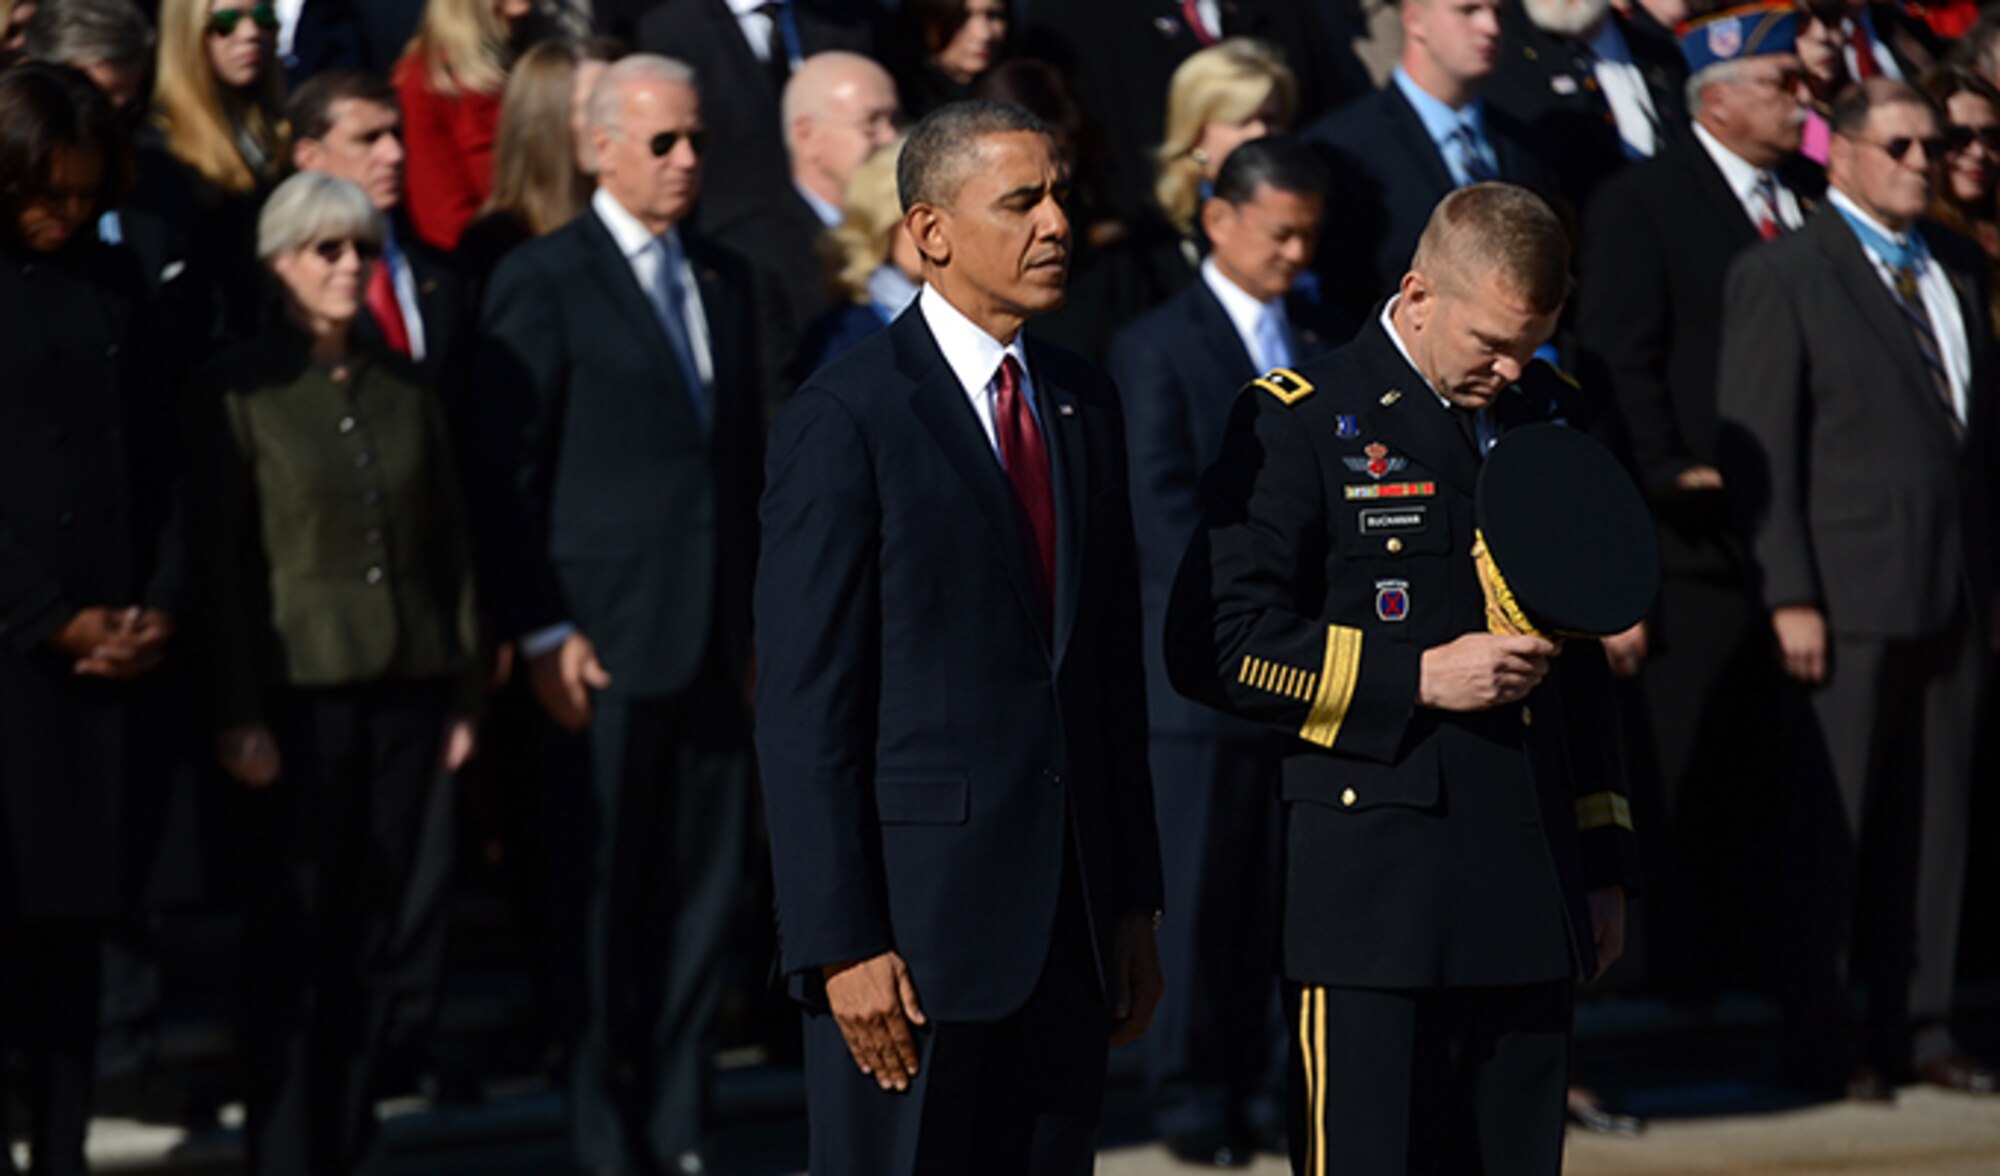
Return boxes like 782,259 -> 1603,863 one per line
875,772 -> 970,825
1280,741 -> 1441,813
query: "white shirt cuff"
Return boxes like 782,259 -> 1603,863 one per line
520,622 -> 576,658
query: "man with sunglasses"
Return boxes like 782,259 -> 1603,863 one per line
467,54 -> 765,1174
1572,0 -> 1822,1012
1719,76 -> 1998,1101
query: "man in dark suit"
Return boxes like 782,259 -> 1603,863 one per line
755,99 -> 1166,1173
1019,0 -> 1349,223
288,71 -> 462,396
1574,1 -> 1819,998
468,54 -> 765,1172
1303,0 -> 1556,319
1485,0 -> 1686,212
1166,183 -> 1639,1175
629,0 -> 874,240
1718,78 -> 1997,1100
1107,134 -> 1344,1167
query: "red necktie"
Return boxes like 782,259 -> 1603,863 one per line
1754,173 -> 1783,241
1850,21 -> 1883,80
994,354 -> 1055,623
1180,0 -> 1218,45
366,254 -> 411,356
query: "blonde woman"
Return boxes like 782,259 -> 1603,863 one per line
458,36 -> 618,303
394,0 -> 532,249
1154,38 -> 1297,241
793,136 -> 917,377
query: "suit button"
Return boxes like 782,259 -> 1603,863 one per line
1521,706 -> 1534,727
339,416 -> 357,434
365,566 -> 384,585
1341,788 -> 1357,807
355,451 -> 373,468
1386,537 -> 1404,553
365,528 -> 383,545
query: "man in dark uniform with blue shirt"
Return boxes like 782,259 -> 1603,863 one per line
1167,183 -> 1642,1175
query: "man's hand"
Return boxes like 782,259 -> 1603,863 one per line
1602,621 -> 1647,680
53,607 -> 174,678
1417,633 -> 1558,711
529,631 -> 612,731
1108,912 -> 1165,1047
1771,605 -> 1827,685
440,718 -> 477,772
1588,885 -> 1627,980
823,952 -> 926,1092
1674,464 -> 1724,492
217,723 -> 282,787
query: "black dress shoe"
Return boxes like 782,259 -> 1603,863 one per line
1918,1053 -> 1999,1094
1164,1127 -> 1253,1168
1845,1065 -> 1896,1103
1565,1089 -> 1645,1135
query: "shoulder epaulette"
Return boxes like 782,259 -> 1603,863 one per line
1245,367 -> 1315,405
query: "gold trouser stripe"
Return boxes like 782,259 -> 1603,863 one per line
1299,987 -> 1325,1176
1576,791 -> 1635,832
1313,987 -> 1328,1176
1299,625 -> 1363,748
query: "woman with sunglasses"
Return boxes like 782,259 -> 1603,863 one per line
394,0 -> 533,250
1921,65 -> 2000,335
140,0 -> 286,346
186,171 -> 480,1175
0,62 -> 196,1176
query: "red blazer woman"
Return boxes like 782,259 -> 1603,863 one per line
394,54 -> 501,251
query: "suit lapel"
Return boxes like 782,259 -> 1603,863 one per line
900,313 -> 1052,649
1381,87 -> 1458,196
1680,141 -> 1761,248
1027,342 -> 1089,667
580,212 -> 702,429
1187,280 -> 1256,377
1820,214 -> 1961,443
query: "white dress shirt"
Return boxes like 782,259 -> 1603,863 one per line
520,191 -> 717,658
728,0 -> 796,65
1841,15 -> 1905,82
1583,18 -> 1658,159
1380,297 -> 1449,408
1829,188 -> 1972,424
1693,122 -> 1806,232
1201,257 -> 1292,374
918,283 -> 1043,464
795,179 -> 842,229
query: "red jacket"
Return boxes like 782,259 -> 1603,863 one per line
393,53 -> 501,252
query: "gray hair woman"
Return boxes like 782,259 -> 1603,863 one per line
186,170 -> 481,1175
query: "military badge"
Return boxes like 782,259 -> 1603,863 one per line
1375,579 -> 1411,622
1707,20 -> 1742,58
1343,442 -> 1408,480
1343,481 -> 1436,500
1335,414 -> 1360,438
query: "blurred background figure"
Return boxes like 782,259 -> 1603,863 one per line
393,0 -> 531,250
458,35 -> 619,302
23,0 -> 153,114
1796,0 -> 1854,164
187,170 -> 480,1175
790,133 -> 911,374
1109,133 -> 1342,1170
0,61 -> 197,1176
0,0 -> 34,61
140,0 -> 289,344
888,0 -> 1008,116
1921,63 -> 2000,333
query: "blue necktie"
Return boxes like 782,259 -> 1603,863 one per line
652,237 -> 710,429
1453,123 -> 1499,185
1255,302 -> 1294,372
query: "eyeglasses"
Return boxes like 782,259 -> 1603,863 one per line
308,238 -> 383,263
1947,125 -> 2000,154
206,4 -> 278,36
647,128 -> 710,158
1851,134 -> 1950,164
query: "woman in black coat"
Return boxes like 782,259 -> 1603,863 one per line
0,63 -> 196,1176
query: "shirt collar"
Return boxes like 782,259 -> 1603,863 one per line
725,0 -> 773,17
1584,15 -> 1632,64
1379,296 -> 1451,408
1691,121 -> 1772,202
919,283 -> 1029,398
795,179 -> 842,229
1392,65 -> 1485,148
1828,186 -> 1910,249
1201,257 -> 1283,353
593,186 -> 682,262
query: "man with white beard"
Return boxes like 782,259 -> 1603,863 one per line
1486,0 -> 1689,210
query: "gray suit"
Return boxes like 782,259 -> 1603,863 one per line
1717,207 -> 1997,1081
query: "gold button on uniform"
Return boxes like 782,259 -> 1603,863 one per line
1521,706 -> 1534,727
1341,788 -> 1357,807
1386,537 -> 1404,554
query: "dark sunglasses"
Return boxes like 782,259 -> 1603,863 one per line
647,128 -> 710,158
1947,125 -> 2000,153
309,237 -> 383,263
1854,134 -> 1950,164
207,4 -> 278,35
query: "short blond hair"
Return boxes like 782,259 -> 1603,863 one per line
1154,38 -> 1296,235
823,136 -> 906,303
1409,183 -> 1571,314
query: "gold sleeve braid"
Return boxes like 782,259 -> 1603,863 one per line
1576,791 -> 1635,832
1471,529 -> 1545,639
1299,625 -> 1364,748
1239,654 -> 1317,703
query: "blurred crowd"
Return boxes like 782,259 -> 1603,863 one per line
1,0 -> 1999,1170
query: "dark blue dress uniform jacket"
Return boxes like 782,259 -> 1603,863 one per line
1166,318 -> 1641,989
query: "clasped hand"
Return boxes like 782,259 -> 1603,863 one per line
1418,632 -> 1558,711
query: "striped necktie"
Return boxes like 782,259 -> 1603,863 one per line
1890,263 -> 1962,436
1453,124 -> 1499,184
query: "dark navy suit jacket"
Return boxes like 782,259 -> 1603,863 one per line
754,303 -> 1165,1021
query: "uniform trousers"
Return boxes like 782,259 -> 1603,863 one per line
0,921 -> 101,1176
1286,980 -> 1571,1176
801,844 -> 1109,1176
542,656 -> 750,1172
1783,610 -> 1985,1077
238,678 -> 452,1176
1147,733 -> 1286,1139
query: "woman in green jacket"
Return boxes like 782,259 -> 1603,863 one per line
187,171 -> 480,1176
